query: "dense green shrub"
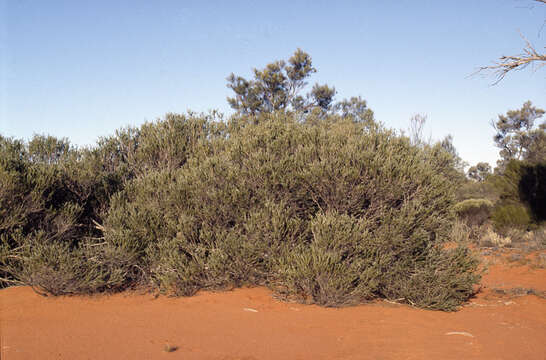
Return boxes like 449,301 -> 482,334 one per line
0,134 -> 128,289
94,112 -> 223,176
454,198 -> 494,227
518,162 -> 546,222
456,179 -> 499,203
2,231 -> 131,295
491,202 -> 533,232
1,111 -> 481,310
489,159 -> 545,229
1,113 -> 223,290
99,112 -> 479,310
492,160 -> 526,203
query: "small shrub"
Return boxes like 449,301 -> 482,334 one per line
272,211 -> 380,306
0,133 -> 129,289
379,245 -> 481,310
2,232 -> 130,295
491,202 -> 532,232
454,199 -> 493,227
450,219 -> 474,244
479,227 -> 512,248
492,160 -> 546,224
456,178 -> 499,203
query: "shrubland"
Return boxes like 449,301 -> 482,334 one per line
1,50 -> 488,310
456,101 -> 546,250
0,111 -> 482,310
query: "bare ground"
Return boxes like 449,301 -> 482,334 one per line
1,249 -> 545,360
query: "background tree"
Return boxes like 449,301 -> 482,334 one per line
27,134 -> 72,165
408,113 -> 428,146
524,122 -> 546,163
227,49 -> 336,115
436,134 -> 468,181
333,96 -> 375,125
467,162 -> 492,182
227,49 -> 377,126
493,101 -> 545,169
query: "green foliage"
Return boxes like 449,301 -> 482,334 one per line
428,136 -> 468,185
99,112 -> 479,310
454,199 -> 494,227
27,134 -> 72,164
456,178 -> 499,203
379,245 -> 481,310
490,159 -> 546,225
226,49 -> 376,125
467,162 -> 492,182
333,96 -> 375,126
0,132 -> 131,290
274,212 -> 378,306
2,231 -> 130,295
525,122 -> 546,163
405,114 -> 466,186
0,59 -> 480,311
93,112 -> 221,177
518,162 -> 546,222
493,101 -> 545,170
226,49 -> 335,115
0,112 -> 217,290
491,202 -> 532,232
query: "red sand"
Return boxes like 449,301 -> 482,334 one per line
2,253 -> 545,360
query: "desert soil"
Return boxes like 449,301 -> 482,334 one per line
1,250 -> 545,360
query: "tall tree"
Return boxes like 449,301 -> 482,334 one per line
333,96 -> 375,126
226,49 -> 336,115
493,101 -> 546,169
467,162 -> 492,182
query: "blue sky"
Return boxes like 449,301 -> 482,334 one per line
1,0 -> 545,167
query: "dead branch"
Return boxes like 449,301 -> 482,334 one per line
476,34 -> 546,84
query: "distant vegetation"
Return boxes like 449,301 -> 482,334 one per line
458,101 -> 546,248
1,50 -> 544,311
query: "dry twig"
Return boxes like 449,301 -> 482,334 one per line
475,0 -> 545,84
476,34 -> 546,84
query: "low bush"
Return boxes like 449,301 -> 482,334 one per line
479,227 -> 512,248
0,135 -> 128,290
456,179 -> 499,203
0,113 -> 221,290
491,202 -> 533,232
518,162 -> 546,223
492,160 -> 546,225
2,232 -> 131,295
454,198 -> 494,227
1,112 -> 481,310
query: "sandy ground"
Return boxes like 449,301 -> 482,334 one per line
1,251 -> 545,360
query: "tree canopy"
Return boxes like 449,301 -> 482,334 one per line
492,101 -> 546,169
467,162 -> 492,182
226,49 -> 336,115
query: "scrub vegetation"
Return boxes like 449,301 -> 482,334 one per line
2,49 -> 543,311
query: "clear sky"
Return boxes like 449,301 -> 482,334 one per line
1,0 -> 545,167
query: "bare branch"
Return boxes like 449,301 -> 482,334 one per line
475,34 -> 546,84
